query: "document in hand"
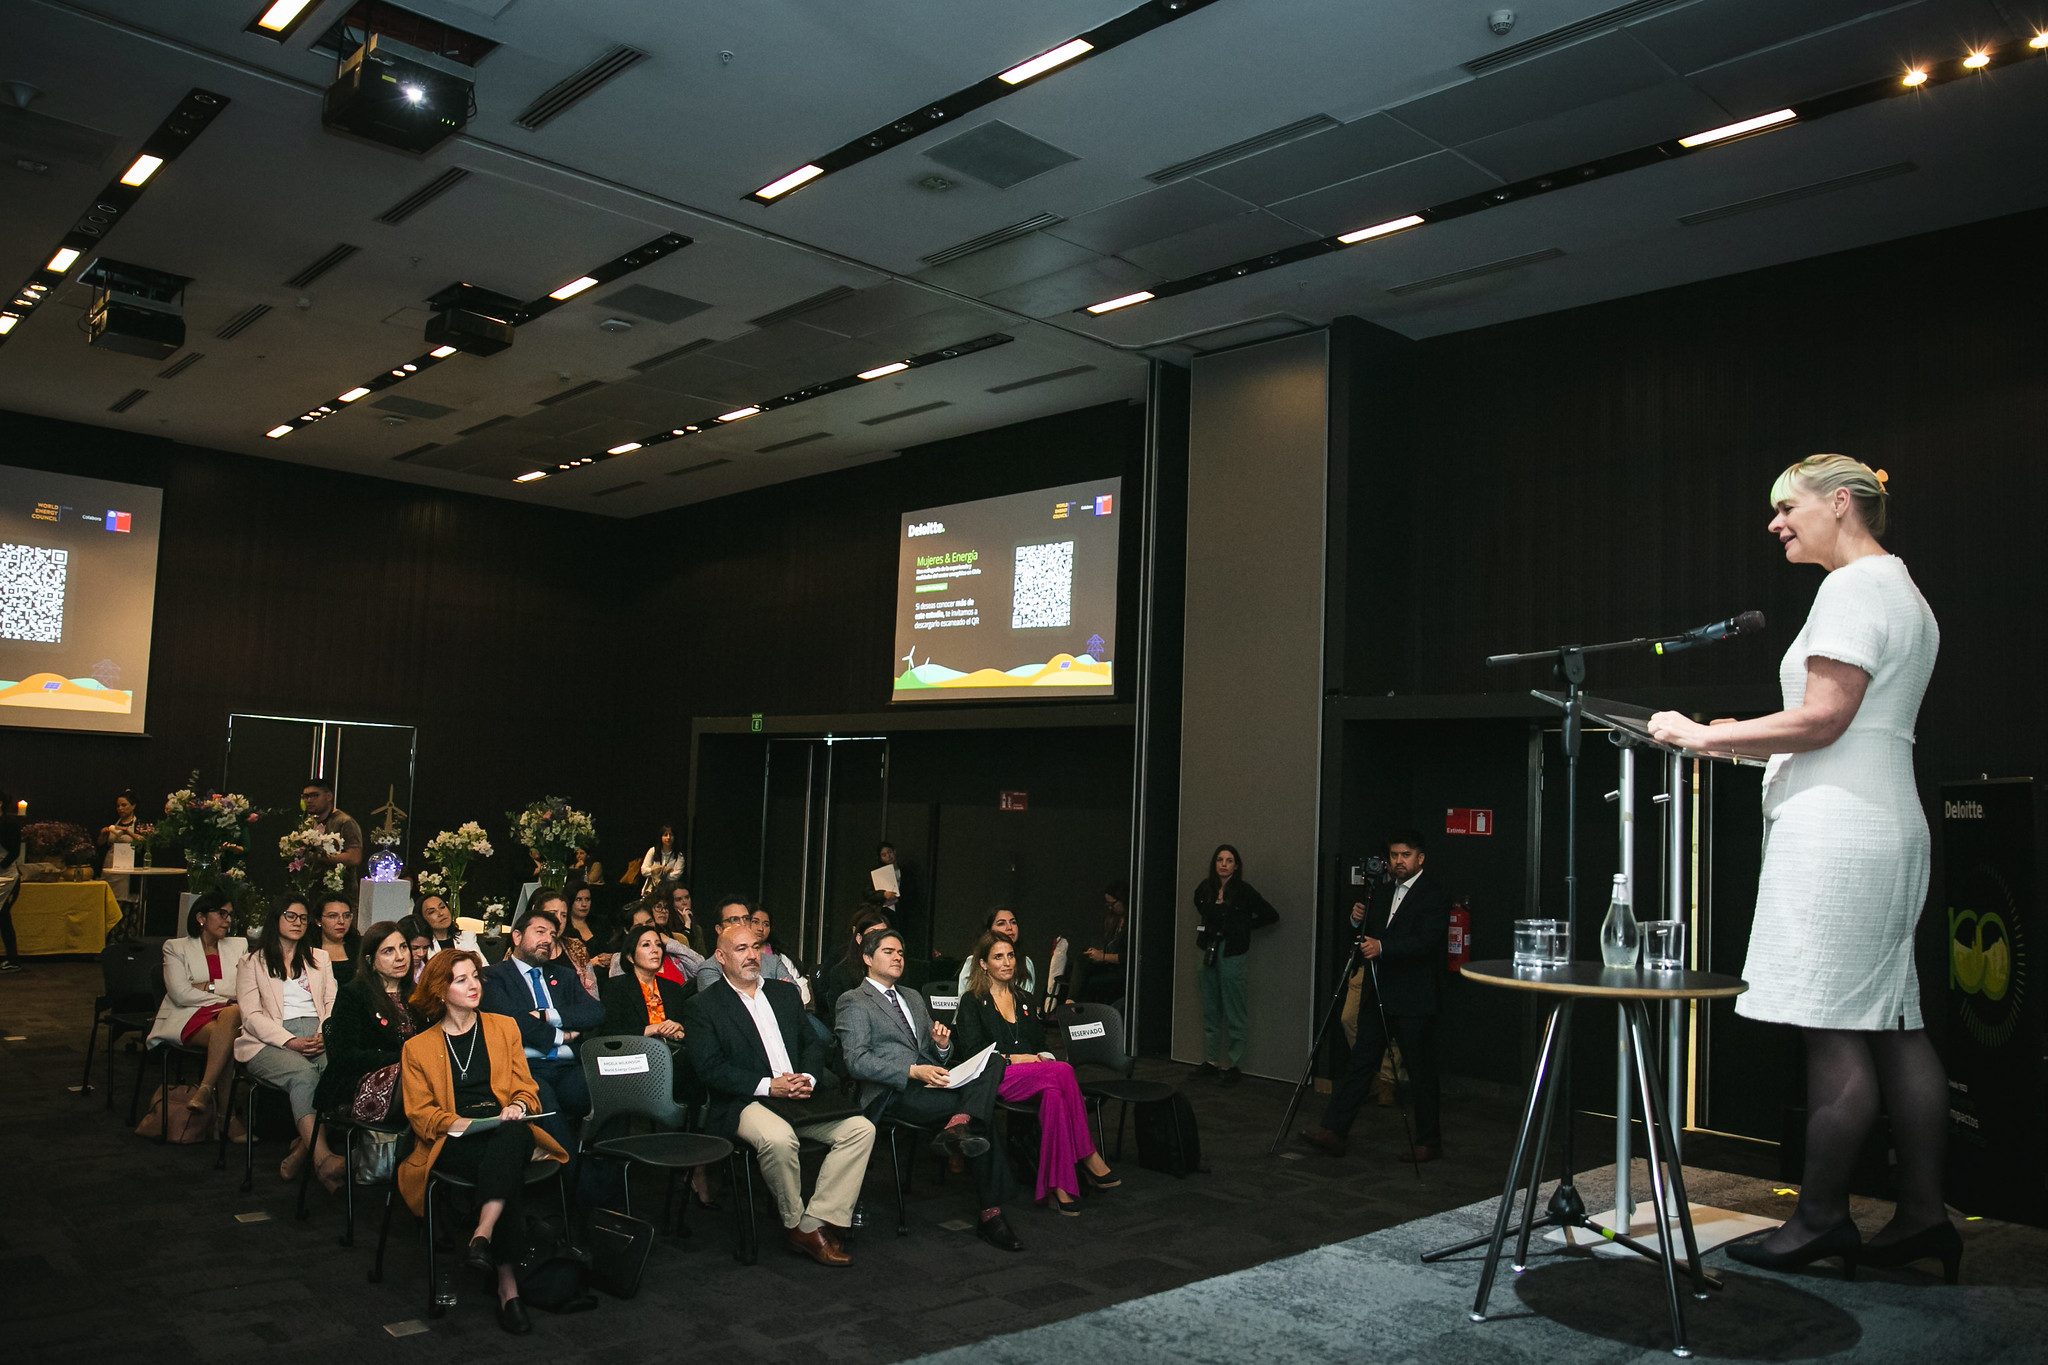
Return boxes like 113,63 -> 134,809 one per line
871,863 -> 900,895
943,1041 -> 998,1090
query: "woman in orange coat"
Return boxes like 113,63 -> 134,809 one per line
399,949 -> 567,1335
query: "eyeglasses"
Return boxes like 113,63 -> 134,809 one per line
279,912 -> 308,925
300,791 -> 321,801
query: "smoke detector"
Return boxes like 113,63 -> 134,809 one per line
598,317 -> 633,333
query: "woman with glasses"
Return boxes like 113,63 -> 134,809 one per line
315,892 -> 359,988
235,893 -> 339,1181
146,892 -> 247,1128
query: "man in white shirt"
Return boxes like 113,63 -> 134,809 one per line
685,921 -> 874,1266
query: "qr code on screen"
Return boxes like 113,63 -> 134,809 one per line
1,542 -> 69,644
1011,541 -> 1074,630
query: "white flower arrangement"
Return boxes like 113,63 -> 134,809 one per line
508,797 -> 596,888
419,819 -> 493,916
279,818 -> 347,895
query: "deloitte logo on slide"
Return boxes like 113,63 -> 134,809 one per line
908,521 -> 945,537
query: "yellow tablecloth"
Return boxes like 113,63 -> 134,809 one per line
14,880 -> 125,955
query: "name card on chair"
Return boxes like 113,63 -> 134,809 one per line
929,995 -> 960,1012
1067,1021 -> 1107,1040
598,1054 -> 651,1076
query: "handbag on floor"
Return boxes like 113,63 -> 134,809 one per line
1133,1090 -> 1205,1177
586,1208 -> 655,1299
349,1127 -> 408,1185
133,1084 -> 212,1143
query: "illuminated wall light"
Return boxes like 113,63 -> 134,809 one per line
514,470 -> 549,482
998,38 -> 1094,85
607,442 -> 642,455
1902,68 -> 1929,86
253,0 -> 315,31
1337,213 -> 1427,245
548,276 -> 598,300
429,344 -> 459,358
1085,290 -> 1155,315
717,405 -> 762,422
1678,108 -> 1797,148
265,424 -> 294,438
47,247 -> 81,273
753,165 -> 824,200
1962,51 -> 1990,69
120,154 -> 165,186
338,386 -> 371,402
857,361 -> 910,380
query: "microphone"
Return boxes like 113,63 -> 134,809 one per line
1655,611 -> 1766,655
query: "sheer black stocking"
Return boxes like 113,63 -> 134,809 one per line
1867,1028 -> 1950,1244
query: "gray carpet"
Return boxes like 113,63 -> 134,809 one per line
912,1169 -> 2048,1364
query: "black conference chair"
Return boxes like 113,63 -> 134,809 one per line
577,1037 -> 731,1238
80,937 -> 166,1118
1056,1002 -> 1182,1167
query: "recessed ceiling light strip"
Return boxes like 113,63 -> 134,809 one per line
749,0 -> 1225,203
1075,36 -> 2042,318
518,332 -> 1014,482
262,231 -> 690,438
0,88 -> 231,351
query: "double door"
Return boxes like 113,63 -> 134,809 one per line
757,737 -> 888,970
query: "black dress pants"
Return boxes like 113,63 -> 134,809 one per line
1322,1005 -> 1442,1149
883,1062 -> 1008,1207
433,1122 -> 536,1264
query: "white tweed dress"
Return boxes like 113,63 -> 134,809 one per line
1737,554 -> 1939,1030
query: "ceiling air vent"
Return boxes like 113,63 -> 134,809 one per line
747,286 -> 858,330
986,364 -> 1094,394
108,388 -> 149,413
375,167 -> 470,224
1147,114 -> 1337,183
756,432 -> 831,453
513,45 -> 650,130
664,458 -> 731,478
860,400 -> 950,426
1678,162 -> 1915,227
1385,247 -> 1565,296
391,443 -> 443,462
630,337 -> 715,372
215,303 -> 272,340
157,352 -> 204,379
1464,0 -> 1680,73
535,379 -> 606,406
284,243 -> 360,288
922,214 -> 1066,268
455,413 -> 514,436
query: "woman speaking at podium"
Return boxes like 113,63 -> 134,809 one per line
1650,454 -> 1957,1282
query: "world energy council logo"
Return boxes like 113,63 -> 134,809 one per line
1950,864 -> 2026,1048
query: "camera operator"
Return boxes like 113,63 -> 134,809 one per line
1299,828 -> 1449,1162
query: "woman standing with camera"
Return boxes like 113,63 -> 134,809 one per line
1191,844 -> 1277,1084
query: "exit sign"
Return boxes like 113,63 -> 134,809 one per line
1446,807 -> 1494,836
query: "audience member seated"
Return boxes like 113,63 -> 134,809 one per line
400,950 -> 568,1336
686,921 -> 874,1266
479,901 -> 601,1153
598,923 -> 717,1207
816,907 -> 891,1029
953,932 -> 1119,1214
600,904 -> 655,977
1073,881 -> 1129,1007
401,915 -> 437,984
315,891 -> 359,988
651,881 -> 705,980
418,894 -> 458,953
955,907 -> 1038,1001
145,892 -> 246,1131
568,845 -> 604,886
639,825 -> 684,886
235,894 -> 339,1182
695,896 -> 801,991
315,921 -> 424,1180
559,881 -> 600,964
838,926 -> 1022,1252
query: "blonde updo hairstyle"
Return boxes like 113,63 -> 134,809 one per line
1769,454 -> 1889,536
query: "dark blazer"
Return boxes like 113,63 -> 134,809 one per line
1355,868 -> 1453,1016
1193,879 -> 1279,957
684,976 -> 840,1139
598,969 -> 697,1038
479,953 -> 605,1056
950,988 -> 1047,1060
313,980 -> 423,1110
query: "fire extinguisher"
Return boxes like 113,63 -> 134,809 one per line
1447,898 -> 1472,972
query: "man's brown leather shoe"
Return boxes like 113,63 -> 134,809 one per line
787,1226 -> 852,1266
1298,1127 -> 1347,1157
1400,1144 -> 1443,1164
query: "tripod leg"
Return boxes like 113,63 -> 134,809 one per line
1514,1037 -> 1564,1272
1268,964 -> 1358,1155
1368,960 -> 1421,1179
1468,1001 -> 1565,1319
1633,1002 -> 1712,1298
1627,1003 -> 1691,1358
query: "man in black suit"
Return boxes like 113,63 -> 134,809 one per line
480,898 -> 603,1153
1300,828 -> 1451,1161
687,920 -> 875,1267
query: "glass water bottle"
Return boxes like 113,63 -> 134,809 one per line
1600,872 -> 1640,969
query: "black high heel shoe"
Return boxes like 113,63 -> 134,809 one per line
1859,1221 -> 1962,1283
1726,1218 -> 1861,1278
1081,1166 -> 1121,1191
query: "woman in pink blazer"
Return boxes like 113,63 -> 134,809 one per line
236,893 -> 338,1181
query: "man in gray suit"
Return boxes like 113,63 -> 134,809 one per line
836,926 -> 1022,1252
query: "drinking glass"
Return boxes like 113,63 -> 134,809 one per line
1513,920 -> 1546,969
1643,920 -> 1686,970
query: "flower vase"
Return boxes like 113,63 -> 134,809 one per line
539,861 -> 568,891
185,850 -> 219,896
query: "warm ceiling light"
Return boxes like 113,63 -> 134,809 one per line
754,164 -> 824,200
717,406 -> 761,422
337,387 -> 371,402
429,344 -> 459,358
548,276 -> 598,300
1678,108 -> 1796,148
253,0 -> 315,31
265,424 -> 294,438
120,153 -> 165,186
47,247 -> 81,273
2033,33 -> 2048,49
607,442 -> 642,455
1902,67 -> 1929,86
998,38 -> 1094,85
1962,51 -> 1990,68
514,470 -> 549,482
858,361 -> 910,380
1086,291 -> 1155,315
0,315 -> 16,334
1337,213 -> 1426,245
